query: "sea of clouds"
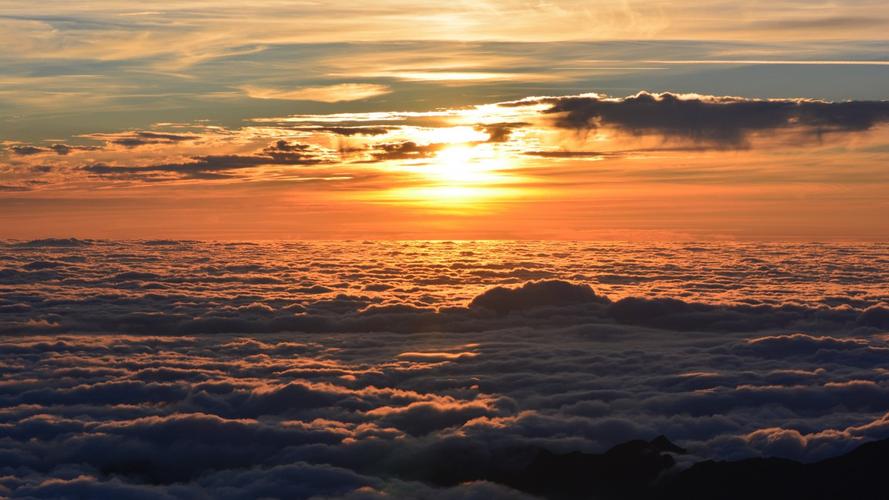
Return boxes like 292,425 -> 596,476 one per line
1,240 -> 888,498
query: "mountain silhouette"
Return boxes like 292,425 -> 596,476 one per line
457,435 -> 889,499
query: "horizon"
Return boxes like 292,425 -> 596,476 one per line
2,2 -> 889,500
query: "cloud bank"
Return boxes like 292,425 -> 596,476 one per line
2,242 -> 889,495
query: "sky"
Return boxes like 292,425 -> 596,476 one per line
1,0 -> 888,239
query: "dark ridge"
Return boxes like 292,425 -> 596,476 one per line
11,238 -> 92,248
468,435 -> 889,499
666,436 -> 889,500
504,436 -> 686,500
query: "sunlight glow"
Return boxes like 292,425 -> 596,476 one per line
371,143 -> 528,209
426,145 -> 505,184
413,126 -> 489,145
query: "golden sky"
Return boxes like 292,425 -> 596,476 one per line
1,1 -> 888,239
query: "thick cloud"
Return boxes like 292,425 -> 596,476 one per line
469,280 -> 608,314
523,92 -> 889,146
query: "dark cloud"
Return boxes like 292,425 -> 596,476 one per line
6,144 -> 99,156
316,126 -> 394,136
474,122 -> 528,143
111,132 -> 199,148
523,92 -> 889,146
469,280 -> 609,315
370,141 -> 447,161
8,145 -> 45,156
83,141 -> 326,180
263,140 -> 311,154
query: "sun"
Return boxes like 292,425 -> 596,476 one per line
427,144 -> 505,184
371,143 -> 526,208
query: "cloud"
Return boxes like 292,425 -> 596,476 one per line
474,122 -> 528,143
6,143 -> 99,156
522,150 -> 608,158
2,241 -> 886,335
242,84 -> 392,103
109,132 -> 198,148
82,140 -> 326,180
525,91 -> 889,146
2,242 -> 889,497
469,280 -> 609,315
315,127 -> 394,137
8,145 -> 45,156
6,89 -> 889,205
369,141 -> 447,161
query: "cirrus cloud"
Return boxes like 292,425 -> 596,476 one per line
241,83 -> 392,103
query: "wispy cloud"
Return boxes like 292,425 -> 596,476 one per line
241,83 -> 392,102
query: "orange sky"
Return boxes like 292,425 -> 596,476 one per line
3,93 -> 889,239
1,2 -> 888,240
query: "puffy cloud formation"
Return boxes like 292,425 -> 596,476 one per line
469,280 -> 609,314
4,325 -> 889,498
2,241 -> 889,498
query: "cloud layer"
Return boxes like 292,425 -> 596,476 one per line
2,241 -> 889,497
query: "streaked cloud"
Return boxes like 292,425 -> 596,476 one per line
346,71 -> 555,83
241,83 -> 392,103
